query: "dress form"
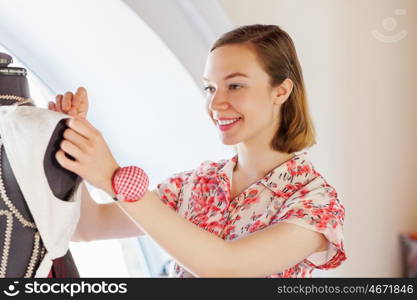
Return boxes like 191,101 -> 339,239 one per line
0,52 -> 80,277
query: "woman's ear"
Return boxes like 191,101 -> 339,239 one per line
272,78 -> 294,105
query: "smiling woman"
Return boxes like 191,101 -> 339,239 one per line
51,24 -> 346,278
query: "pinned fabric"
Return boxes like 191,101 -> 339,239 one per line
0,106 -> 82,277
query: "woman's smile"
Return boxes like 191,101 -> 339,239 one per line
217,117 -> 242,132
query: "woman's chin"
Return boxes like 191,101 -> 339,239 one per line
219,135 -> 241,146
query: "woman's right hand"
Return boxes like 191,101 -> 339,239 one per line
48,86 -> 89,118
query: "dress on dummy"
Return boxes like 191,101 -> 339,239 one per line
0,52 -> 82,277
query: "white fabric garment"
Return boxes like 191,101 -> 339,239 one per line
0,104 -> 82,277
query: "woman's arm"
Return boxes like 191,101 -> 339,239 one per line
58,117 -> 327,277
72,181 -> 145,242
114,188 -> 328,277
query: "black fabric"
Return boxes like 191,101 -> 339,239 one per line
51,250 -> 80,278
44,119 -> 82,201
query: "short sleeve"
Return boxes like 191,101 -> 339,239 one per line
155,170 -> 193,212
271,177 -> 347,270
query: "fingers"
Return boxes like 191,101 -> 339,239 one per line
50,94 -> 62,112
56,95 -> 64,113
74,86 -> 88,118
68,107 -> 77,116
51,87 -> 88,118
62,92 -> 73,112
55,149 -> 79,174
60,139 -> 83,161
48,101 -> 57,111
63,126 -> 90,152
66,116 -> 100,141
73,87 -> 85,107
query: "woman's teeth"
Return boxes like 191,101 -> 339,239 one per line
218,118 -> 241,125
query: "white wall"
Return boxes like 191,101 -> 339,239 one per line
218,0 -> 417,277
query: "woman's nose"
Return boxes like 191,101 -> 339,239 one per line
208,91 -> 228,111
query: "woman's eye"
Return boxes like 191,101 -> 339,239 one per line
203,86 -> 215,93
203,84 -> 242,93
229,84 -> 242,90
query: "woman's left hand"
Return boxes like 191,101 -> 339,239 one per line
55,116 -> 120,196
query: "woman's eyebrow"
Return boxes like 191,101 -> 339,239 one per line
202,72 -> 249,82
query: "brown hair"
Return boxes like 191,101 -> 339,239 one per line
210,24 -> 316,153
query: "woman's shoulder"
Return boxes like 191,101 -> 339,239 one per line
275,151 -> 339,198
279,152 -> 342,207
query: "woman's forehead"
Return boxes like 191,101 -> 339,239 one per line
203,46 -> 263,81
207,45 -> 256,65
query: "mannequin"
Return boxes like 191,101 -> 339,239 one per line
0,52 -> 81,277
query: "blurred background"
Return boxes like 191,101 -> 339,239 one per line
0,0 -> 416,277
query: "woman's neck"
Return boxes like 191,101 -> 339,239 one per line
235,143 -> 294,180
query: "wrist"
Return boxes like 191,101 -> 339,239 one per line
103,165 -> 120,198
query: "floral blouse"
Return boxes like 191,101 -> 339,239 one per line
156,151 -> 347,277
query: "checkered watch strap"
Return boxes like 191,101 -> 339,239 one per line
111,166 -> 149,202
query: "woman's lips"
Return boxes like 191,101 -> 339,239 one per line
217,118 -> 242,132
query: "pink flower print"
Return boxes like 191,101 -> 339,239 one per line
211,205 -> 221,212
296,165 -> 311,176
329,189 -> 338,198
248,220 -> 267,233
161,194 -> 176,210
229,234 -> 238,240
312,208 -> 325,216
315,213 -> 332,230
208,170 -> 216,176
222,224 -> 236,237
193,195 -> 209,213
321,213 -> 332,222
302,199 -> 313,209
242,197 -> 259,208
207,178 -> 218,185
295,209 -> 306,218
251,212 -> 264,221
217,191 -> 226,201
316,221 -> 327,230
163,188 -> 176,199
286,159 -> 297,176
206,221 -> 222,232
282,267 -> 296,277
248,189 -> 258,197
274,190 -> 292,200
169,176 -> 184,189
285,184 -> 299,191
280,209 -> 295,220
299,188 -> 310,197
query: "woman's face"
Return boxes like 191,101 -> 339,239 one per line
203,44 -> 283,147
